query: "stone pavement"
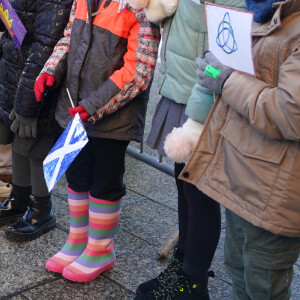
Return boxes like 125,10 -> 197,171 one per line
1,66 -> 299,300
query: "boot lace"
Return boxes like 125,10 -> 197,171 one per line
156,257 -> 181,286
153,273 -> 190,299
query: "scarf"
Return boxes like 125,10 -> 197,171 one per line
245,0 -> 282,23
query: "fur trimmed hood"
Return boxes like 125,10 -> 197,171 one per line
127,0 -> 178,22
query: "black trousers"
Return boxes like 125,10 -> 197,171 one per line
66,136 -> 129,201
175,163 -> 221,278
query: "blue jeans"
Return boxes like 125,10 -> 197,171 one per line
66,136 -> 129,201
224,209 -> 300,300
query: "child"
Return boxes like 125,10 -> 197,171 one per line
34,0 -> 160,283
132,0 -> 246,299
0,0 -> 73,240
183,0 -> 300,298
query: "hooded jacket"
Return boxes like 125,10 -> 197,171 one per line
157,0 -> 246,124
40,0 -> 160,142
0,0 -> 73,134
181,0 -> 300,237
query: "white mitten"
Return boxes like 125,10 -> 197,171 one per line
164,118 -> 204,163
127,0 -> 149,10
144,0 -> 178,23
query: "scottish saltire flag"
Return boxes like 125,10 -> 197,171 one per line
43,114 -> 88,192
0,0 -> 26,50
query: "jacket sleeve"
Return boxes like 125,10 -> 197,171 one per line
80,10 -> 160,124
13,0 -> 73,118
185,84 -> 214,124
222,44 -> 300,142
38,0 -> 76,84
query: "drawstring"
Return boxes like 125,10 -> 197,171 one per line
92,0 -> 112,17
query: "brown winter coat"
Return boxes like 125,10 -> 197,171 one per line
180,0 -> 300,237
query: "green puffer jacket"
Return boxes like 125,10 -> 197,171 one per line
158,0 -> 246,123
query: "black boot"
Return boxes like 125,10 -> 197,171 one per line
0,184 -> 31,225
135,268 -> 211,300
5,195 -> 56,241
136,247 -> 184,296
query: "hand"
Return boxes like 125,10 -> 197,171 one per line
196,51 -> 234,95
68,106 -> 89,123
9,110 -> 37,138
34,73 -> 55,102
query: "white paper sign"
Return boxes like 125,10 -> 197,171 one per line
206,3 -> 255,75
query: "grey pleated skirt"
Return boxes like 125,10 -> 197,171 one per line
146,97 -> 188,156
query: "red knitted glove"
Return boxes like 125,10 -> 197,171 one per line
68,106 -> 89,123
34,73 -> 55,102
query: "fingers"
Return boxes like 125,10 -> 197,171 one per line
204,51 -> 220,67
10,119 -> 19,133
196,57 -> 208,71
79,111 -> 89,123
9,110 -> 16,121
46,76 -> 55,87
34,77 -> 46,102
34,83 -> 43,102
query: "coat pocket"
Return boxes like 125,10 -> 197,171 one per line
213,117 -> 288,213
220,118 -> 288,164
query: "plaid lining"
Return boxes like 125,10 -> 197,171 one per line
89,9 -> 160,123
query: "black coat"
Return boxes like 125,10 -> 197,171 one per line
0,0 -> 73,135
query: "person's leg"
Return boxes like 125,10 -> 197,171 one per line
224,209 -> 250,300
241,214 -> 300,300
62,137 -> 129,282
45,187 -> 89,273
5,156 -> 56,240
175,163 -> 188,255
182,181 -> 221,277
225,209 -> 300,300
0,150 -> 31,225
45,140 -> 92,274
0,143 -> 12,183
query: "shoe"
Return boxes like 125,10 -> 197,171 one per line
0,181 -> 12,200
134,269 -> 210,300
5,195 -> 56,241
45,188 -> 89,274
61,195 -> 122,282
136,247 -> 184,295
0,184 -> 31,225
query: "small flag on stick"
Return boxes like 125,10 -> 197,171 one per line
0,0 -> 26,50
43,114 -> 88,192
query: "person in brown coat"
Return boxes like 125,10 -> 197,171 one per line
181,0 -> 300,299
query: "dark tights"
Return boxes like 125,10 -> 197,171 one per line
175,163 -> 221,278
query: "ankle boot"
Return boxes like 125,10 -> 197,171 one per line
0,184 -> 31,225
5,194 -> 56,241
62,195 -> 122,282
135,268 -> 211,300
45,187 -> 89,274
136,247 -> 184,295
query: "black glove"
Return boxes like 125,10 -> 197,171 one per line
9,110 -> 37,138
196,51 -> 234,94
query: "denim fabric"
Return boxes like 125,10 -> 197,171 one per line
224,209 -> 300,300
66,136 -> 129,201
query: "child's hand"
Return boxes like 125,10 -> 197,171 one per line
196,51 -> 233,95
68,106 -> 89,123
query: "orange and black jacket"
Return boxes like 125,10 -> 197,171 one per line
40,0 -> 160,142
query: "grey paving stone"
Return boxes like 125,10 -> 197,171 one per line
106,244 -> 171,294
21,277 -> 134,300
119,198 -> 178,247
124,155 -> 177,211
0,230 -> 59,298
